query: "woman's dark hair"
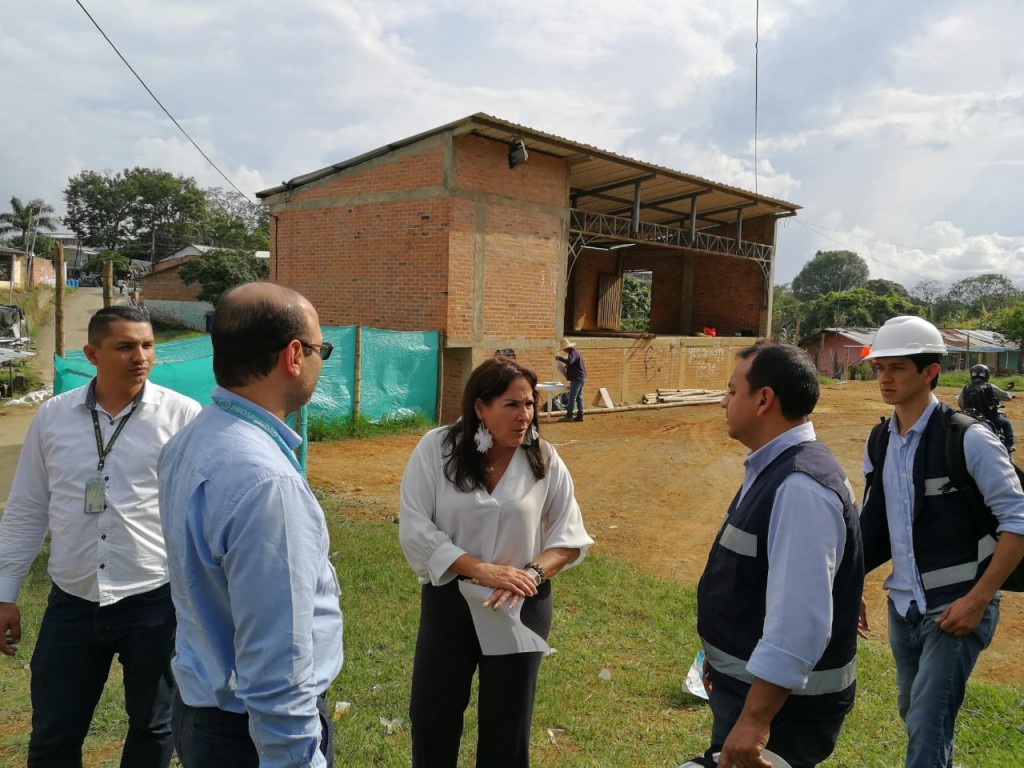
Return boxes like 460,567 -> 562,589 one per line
738,341 -> 820,420
442,357 -> 545,492
211,283 -> 308,387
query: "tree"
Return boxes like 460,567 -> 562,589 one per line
0,195 -> 59,250
63,167 -> 208,262
863,278 -> 909,297
791,250 -> 870,301
996,304 -> 1024,373
178,250 -> 269,304
63,170 -> 134,252
771,285 -> 804,343
202,187 -> 269,249
122,167 -> 206,263
83,250 -> 131,277
802,288 -> 919,330
911,279 -> 944,319
620,273 -> 651,331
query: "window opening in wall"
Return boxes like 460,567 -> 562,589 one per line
620,270 -> 651,332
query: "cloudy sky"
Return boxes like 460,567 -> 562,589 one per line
3,0 -> 1023,289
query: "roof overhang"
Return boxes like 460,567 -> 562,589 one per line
257,113 -> 799,233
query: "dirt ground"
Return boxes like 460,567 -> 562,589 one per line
308,380 -> 1024,687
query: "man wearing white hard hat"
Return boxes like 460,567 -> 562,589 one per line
860,315 -> 1024,767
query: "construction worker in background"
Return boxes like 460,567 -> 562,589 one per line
860,315 -> 1024,768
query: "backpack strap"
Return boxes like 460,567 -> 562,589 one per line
944,412 -> 977,494
864,416 -> 891,502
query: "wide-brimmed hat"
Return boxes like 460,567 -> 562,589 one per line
560,337 -> 576,349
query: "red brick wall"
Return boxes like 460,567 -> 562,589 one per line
690,253 -> 763,336
30,256 -> 55,286
140,263 -> 202,301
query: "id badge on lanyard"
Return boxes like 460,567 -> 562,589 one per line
87,397 -> 140,515
84,477 -> 106,515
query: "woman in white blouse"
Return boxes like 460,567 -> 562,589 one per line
399,357 -> 593,768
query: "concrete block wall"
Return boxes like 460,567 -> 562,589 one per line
572,336 -> 750,406
146,299 -> 214,331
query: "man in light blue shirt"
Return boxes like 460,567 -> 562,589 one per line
860,316 -> 1024,768
158,282 -> 343,768
694,343 -> 863,768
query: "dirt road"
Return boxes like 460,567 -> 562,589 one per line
308,380 -> 1024,687
0,287 -> 107,510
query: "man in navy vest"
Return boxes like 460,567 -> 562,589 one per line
694,343 -> 864,768
860,316 -> 1024,768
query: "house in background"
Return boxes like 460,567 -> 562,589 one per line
801,327 -> 1020,378
140,245 -> 270,330
799,328 -> 876,379
258,113 -> 800,420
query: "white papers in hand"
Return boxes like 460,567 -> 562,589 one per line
457,581 -> 551,656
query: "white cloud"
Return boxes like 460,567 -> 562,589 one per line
1,0 -> 1022,299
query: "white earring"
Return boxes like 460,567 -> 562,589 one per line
474,422 -> 493,453
524,425 -> 539,446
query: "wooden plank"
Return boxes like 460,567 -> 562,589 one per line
598,387 -> 614,409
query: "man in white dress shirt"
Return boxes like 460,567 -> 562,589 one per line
0,305 -> 201,767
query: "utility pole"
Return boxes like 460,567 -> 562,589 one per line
103,259 -> 114,307
55,243 -> 65,357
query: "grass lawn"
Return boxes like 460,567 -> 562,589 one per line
2,495 -> 1022,766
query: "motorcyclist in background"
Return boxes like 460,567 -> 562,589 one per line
957,364 -> 1015,452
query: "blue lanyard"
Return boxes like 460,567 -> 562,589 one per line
212,396 -> 303,474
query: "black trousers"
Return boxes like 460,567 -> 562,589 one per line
28,584 -> 176,768
410,578 -> 553,768
171,690 -> 334,768
708,680 -> 846,768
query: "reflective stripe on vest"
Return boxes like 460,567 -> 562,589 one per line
920,534 -> 997,590
719,523 -> 758,557
703,639 -> 857,696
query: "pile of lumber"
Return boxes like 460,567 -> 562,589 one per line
641,388 -> 725,405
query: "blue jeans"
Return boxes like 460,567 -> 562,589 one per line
887,598 -> 998,768
996,413 -> 1014,448
28,583 -> 176,767
567,379 -> 585,419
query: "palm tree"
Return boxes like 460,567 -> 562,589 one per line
0,196 -> 59,250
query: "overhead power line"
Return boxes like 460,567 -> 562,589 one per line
75,0 -> 255,208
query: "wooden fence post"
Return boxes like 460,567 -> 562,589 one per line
353,326 -> 362,420
54,243 -> 65,358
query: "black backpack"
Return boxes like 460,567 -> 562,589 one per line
961,381 -> 999,421
866,411 -> 1024,592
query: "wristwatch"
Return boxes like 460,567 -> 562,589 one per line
525,561 -> 547,585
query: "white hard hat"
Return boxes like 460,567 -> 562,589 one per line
863,315 -> 946,359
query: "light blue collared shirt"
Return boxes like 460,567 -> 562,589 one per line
863,395 -> 1024,616
738,422 -> 854,692
158,387 -> 343,768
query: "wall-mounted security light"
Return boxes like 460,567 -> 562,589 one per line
508,139 -> 528,169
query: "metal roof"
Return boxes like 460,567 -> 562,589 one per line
257,113 -> 800,230
803,327 -> 1017,354
0,347 -> 35,365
